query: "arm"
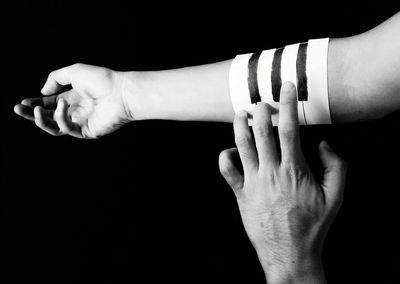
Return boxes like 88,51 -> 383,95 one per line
219,82 -> 347,283
122,60 -> 234,122
14,12 -> 400,137
127,11 -> 400,123
328,11 -> 400,122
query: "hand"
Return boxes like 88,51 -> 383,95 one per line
14,63 -> 133,139
219,82 -> 346,283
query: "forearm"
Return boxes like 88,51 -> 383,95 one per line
122,12 -> 400,124
121,60 -> 235,122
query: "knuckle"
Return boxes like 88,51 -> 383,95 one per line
235,134 -> 251,149
73,63 -> 83,69
102,68 -> 114,82
253,124 -> 271,139
238,149 -> 254,162
47,70 -> 55,79
279,126 -> 297,141
234,110 -> 248,123
282,162 -> 308,181
234,113 -> 244,125
261,169 -> 278,186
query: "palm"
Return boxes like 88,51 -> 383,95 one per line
61,79 -> 128,138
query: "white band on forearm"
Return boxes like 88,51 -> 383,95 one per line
229,38 -> 331,125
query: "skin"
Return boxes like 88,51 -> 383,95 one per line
219,82 -> 346,283
13,12 -> 400,138
13,64 -> 131,138
11,11 -> 395,283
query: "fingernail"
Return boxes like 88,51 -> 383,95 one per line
282,81 -> 295,92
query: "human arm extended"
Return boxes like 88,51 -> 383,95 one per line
14,12 -> 400,137
129,11 -> 400,123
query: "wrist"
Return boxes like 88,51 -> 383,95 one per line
255,248 -> 326,284
266,263 -> 327,284
265,261 -> 326,284
119,71 -> 157,121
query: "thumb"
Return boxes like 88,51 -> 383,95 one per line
219,148 -> 244,197
319,141 -> 347,208
41,64 -> 78,96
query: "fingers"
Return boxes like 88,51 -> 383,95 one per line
41,65 -> 76,95
233,110 -> 258,173
278,81 -> 304,165
252,103 -> 278,168
319,141 -> 347,208
33,106 -> 60,136
14,95 -> 59,121
14,104 -> 34,121
16,97 -> 83,138
219,148 -> 244,195
54,99 -> 82,138
21,95 -> 58,108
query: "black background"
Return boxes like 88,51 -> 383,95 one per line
3,1 -> 400,283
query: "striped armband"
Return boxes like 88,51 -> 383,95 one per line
229,38 -> 331,125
